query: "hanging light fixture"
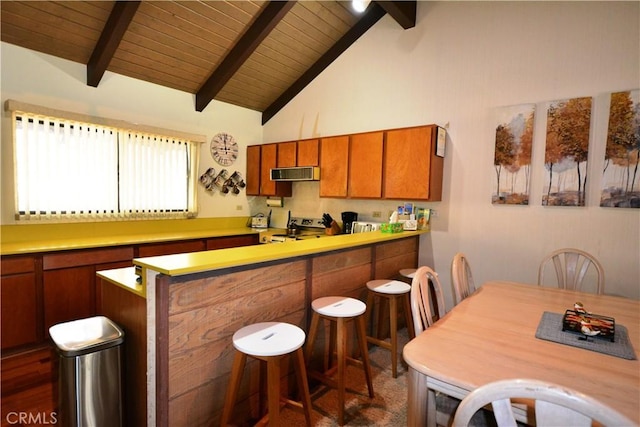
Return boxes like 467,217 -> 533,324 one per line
352,0 -> 371,13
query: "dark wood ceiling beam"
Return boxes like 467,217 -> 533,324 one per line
87,1 -> 140,87
196,1 -> 295,112
261,2 -> 387,125
375,1 -> 416,29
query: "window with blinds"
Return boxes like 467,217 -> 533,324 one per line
11,108 -> 200,221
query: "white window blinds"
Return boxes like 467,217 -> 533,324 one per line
11,106 -> 200,221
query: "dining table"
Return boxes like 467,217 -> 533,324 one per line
402,281 -> 640,426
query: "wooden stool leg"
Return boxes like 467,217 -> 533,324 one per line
356,315 -> 375,398
336,317 -> 347,426
305,312 -> 320,366
403,292 -> 416,339
266,356 -> 281,426
389,295 -> 399,378
294,348 -> 313,426
221,351 -> 247,426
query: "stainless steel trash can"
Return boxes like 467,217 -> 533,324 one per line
49,316 -> 124,427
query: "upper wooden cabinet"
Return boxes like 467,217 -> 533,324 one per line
245,144 -> 292,197
383,125 -> 444,201
349,131 -> 383,198
297,139 -> 319,166
277,142 -> 297,167
245,145 -> 261,196
319,135 -> 349,198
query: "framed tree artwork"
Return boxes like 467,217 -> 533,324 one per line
492,104 -> 535,205
542,97 -> 593,207
601,89 -> 640,208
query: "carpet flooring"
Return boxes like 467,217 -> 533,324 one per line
279,328 -> 411,426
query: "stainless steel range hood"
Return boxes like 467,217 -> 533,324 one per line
270,166 -> 320,181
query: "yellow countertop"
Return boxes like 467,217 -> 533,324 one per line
0,217 -> 257,255
97,266 -> 145,298
134,229 -> 427,277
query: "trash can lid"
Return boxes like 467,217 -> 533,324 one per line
49,316 -> 124,357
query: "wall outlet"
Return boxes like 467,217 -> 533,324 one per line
372,211 -> 381,218
430,209 -> 438,218
236,205 -> 243,211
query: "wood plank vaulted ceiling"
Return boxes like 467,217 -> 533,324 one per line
1,1 -> 416,124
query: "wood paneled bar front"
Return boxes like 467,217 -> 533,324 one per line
99,231 -> 424,426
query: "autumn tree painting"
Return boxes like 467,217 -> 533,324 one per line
493,104 -> 534,204
601,90 -> 640,208
543,97 -> 592,206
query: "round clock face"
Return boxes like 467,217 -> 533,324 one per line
210,132 -> 238,166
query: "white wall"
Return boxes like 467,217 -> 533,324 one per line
1,42 -> 263,223
262,1 -> 640,302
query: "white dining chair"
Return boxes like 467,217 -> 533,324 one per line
537,248 -> 605,294
451,252 -> 476,305
452,378 -> 633,427
410,266 -> 458,426
410,266 -> 446,335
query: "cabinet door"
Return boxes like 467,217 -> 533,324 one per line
1,272 -> 38,350
384,125 -> 443,200
277,142 -> 297,167
260,143 -> 292,197
44,266 -> 95,332
297,139 -> 319,166
319,135 -> 349,197
246,145 -> 261,196
349,131 -> 383,198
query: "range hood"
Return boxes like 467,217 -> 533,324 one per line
270,166 -> 320,181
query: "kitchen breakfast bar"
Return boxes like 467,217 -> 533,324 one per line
97,229 -> 426,427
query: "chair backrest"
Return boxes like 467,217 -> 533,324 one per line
451,252 -> 476,305
410,266 -> 446,335
452,378 -> 633,427
537,248 -> 605,294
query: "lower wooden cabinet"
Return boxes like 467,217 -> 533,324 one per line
1,256 -> 39,349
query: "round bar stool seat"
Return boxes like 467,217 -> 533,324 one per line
365,280 -> 415,378
305,296 -> 374,426
221,322 -> 312,426
399,268 -> 416,279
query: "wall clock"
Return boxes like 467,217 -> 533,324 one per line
210,132 -> 238,166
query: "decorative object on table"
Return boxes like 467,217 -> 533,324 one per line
492,103 -> 535,205
542,96 -> 592,207
210,132 -> 238,166
562,307 -> 615,342
600,89 -> 640,209
536,311 -> 635,360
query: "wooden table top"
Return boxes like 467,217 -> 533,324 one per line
403,281 -> 640,424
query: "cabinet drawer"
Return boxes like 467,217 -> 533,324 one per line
43,246 -> 134,270
1,256 -> 36,275
138,240 -> 205,257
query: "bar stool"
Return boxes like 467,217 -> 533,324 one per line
305,296 -> 374,425
221,322 -> 312,426
365,279 -> 415,378
399,268 -> 416,280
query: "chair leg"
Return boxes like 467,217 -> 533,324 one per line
293,348 -> 313,426
336,317 -> 347,426
305,312 -> 320,367
221,351 -> 247,426
389,295 -> 398,378
266,356 -> 281,426
356,315 -> 375,398
403,292 -> 416,339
